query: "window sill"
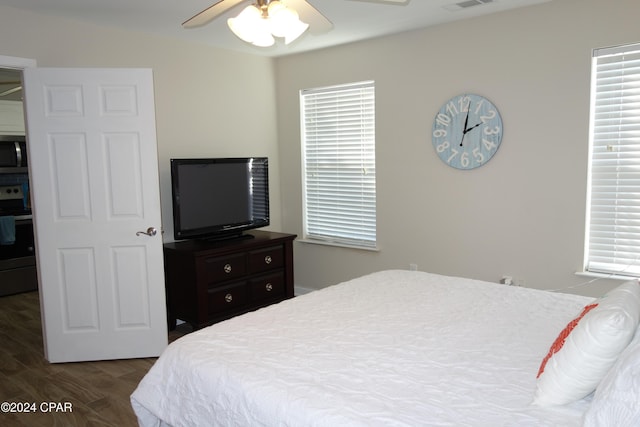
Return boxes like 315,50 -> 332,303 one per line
575,271 -> 639,281
298,238 -> 380,252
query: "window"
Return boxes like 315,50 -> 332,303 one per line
300,81 -> 376,249
585,42 -> 640,276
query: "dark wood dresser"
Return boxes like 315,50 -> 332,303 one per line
163,230 -> 296,330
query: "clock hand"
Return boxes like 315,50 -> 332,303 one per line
463,106 -> 470,132
464,122 -> 482,133
460,106 -> 470,146
460,121 -> 482,146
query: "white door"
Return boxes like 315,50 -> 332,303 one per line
23,68 -> 167,363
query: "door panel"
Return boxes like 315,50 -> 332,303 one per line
59,248 -> 99,330
49,133 -> 91,218
112,245 -> 151,327
106,133 -> 144,217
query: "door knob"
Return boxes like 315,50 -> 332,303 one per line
136,227 -> 158,237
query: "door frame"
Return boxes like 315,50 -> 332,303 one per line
0,55 -> 36,70
0,54 -> 39,346
1,56 -> 169,362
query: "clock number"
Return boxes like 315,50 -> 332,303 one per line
473,147 -> 485,163
482,138 -> 498,151
459,151 -> 470,168
436,141 -> 450,153
458,96 -> 471,112
484,126 -> 501,136
435,113 -> 451,127
446,149 -> 472,167
446,102 -> 458,116
448,148 -> 459,164
433,128 -> 447,138
474,100 -> 485,114
480,109 -> 496,123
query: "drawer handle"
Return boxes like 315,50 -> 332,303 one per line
264,255 -> 272,264
265,282 -> 273,292
225,293 -> 233,303
224,263 -> 232,274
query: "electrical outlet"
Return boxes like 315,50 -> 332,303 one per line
0,185 -> 24,201
409,263 -> 418,271
500,275 -> 513,285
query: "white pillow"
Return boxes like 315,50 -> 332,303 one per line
533,280 -> 640,406
583,328 -> 640,426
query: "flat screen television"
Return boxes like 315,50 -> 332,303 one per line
170,157 -> 269,241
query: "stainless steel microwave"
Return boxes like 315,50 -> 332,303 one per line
0,135 -> 27,168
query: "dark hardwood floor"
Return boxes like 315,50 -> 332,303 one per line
0,291 -> 190,426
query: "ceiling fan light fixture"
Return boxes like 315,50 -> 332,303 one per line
252,18 -> 276,47
227,1 -> 309,47
282,19 -> 309,45
269,3 -> 294,37
227,5 -> 262,43
267,0 -> 285,15
269,3 -> 309,43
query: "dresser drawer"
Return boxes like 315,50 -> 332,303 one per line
203,253 -> 247,282
249,272 -> 285,302
248,245 -> 284,273
208,282 -> 247,314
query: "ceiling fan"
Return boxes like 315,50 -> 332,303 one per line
183,0 -> 410,46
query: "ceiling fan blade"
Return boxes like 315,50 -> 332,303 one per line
285,0 -> 333,34
182,0 -> 247,28
348,0 -> 410,4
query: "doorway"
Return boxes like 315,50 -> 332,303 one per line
1,56 -> 168,363
0,68 -> 37,297
0,60 -> 42,372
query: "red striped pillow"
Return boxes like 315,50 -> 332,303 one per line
537,303 -> 599,378
533,280 -> 640,406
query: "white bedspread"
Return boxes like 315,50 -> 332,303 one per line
131,270 -> 594,426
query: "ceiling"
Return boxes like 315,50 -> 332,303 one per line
0,0 -> 551,101
0,0 -> 552,57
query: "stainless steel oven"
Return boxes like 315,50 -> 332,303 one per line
0,183 -> 37,296
0,135 -> 28,170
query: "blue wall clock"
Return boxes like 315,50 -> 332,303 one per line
432,93 -> 503,170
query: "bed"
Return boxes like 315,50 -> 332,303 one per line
131,270 -> 640,426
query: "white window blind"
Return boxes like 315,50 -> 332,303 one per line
586,42 -> 640,276
300,81 -> 376,249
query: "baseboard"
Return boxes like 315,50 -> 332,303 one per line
294,285 -> 315,296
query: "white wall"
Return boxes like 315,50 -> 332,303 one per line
0,5 -> 281,240
3,1 -> 638,298
275,0 -> 640,296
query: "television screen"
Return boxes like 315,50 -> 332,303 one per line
170,157 -> 269,240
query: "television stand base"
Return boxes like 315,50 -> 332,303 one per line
201,232 -> 255,243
